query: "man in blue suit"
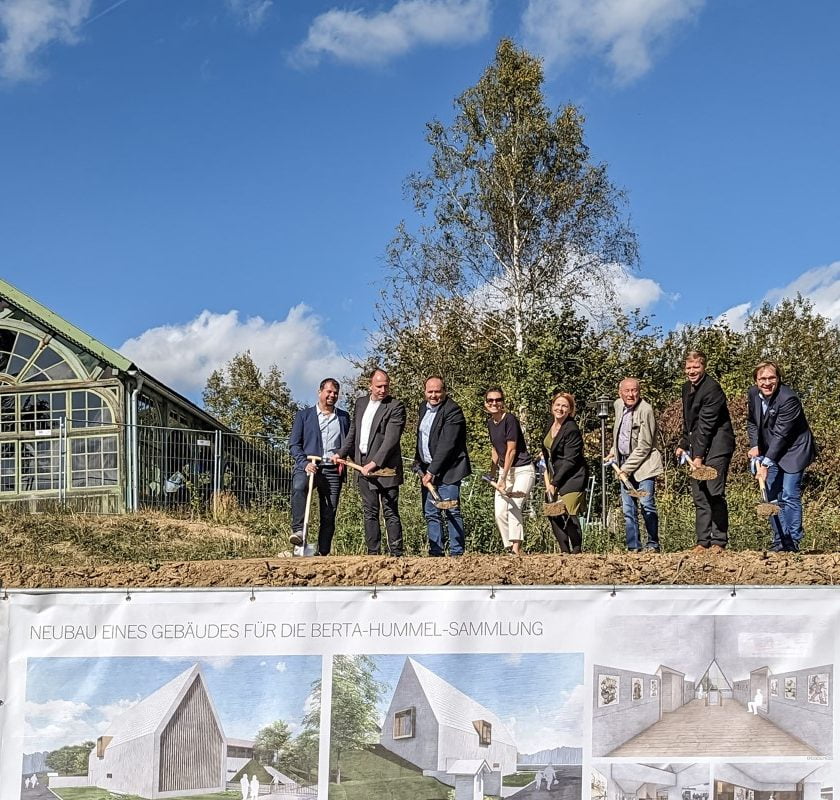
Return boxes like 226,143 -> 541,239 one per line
747,361 -> 816,552
288,378 -> 350,555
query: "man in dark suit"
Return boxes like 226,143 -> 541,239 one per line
336,368 -> 405,556
413,376 -> 471,556
676,350 -> 735,552
747,361 -> 816,552
288,378 -> 350,555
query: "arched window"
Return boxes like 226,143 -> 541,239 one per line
0,327 -> 84,384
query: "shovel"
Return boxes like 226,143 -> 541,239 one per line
756,472 -> 780,518
412,464 -> 458,509
608,462 -> 648,498
341,457 -> 397,478
480,473 -> 526,501
540,464 -> 567,516
289,455 -> 320,555
680,452 -> 718,481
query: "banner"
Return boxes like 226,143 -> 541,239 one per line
0,586 -> 836,800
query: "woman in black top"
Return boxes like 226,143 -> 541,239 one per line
541,391 -> 587,553
485,387 -> 534,555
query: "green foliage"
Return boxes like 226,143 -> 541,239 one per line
317,655 -> 383,783
253,719 -> 292,769
203,351 -> 297,443
46,741 -> 94,776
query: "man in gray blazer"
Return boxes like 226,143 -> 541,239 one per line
606,377 -> 664,552
336,368 -> 405,556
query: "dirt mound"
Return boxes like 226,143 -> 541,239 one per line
2,550 -> 838,590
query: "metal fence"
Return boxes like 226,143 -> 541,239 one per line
134,425 -> 293,514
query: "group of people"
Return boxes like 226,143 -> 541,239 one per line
288,350 -> 815,557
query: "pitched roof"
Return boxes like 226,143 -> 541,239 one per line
0,278 -> 133,372
405,658 -> 516,748
100,664 -> 209,747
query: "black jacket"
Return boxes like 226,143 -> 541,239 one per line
679,374 -> 735,460
542,418 -> 588,494
414,396 -> 471,485
747,384 -> 816,473
337,394 -> 405,486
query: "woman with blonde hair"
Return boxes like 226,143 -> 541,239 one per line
541,391 -> 588,553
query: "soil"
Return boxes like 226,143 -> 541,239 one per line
2,550 -> 839,590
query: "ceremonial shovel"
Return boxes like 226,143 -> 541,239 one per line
680,452 -> 718,481
290,455 -> 319,557
341,457 -> 397,478
412,465 -> 458,510
540,465 -> 567,517
608,462 -> 648,498
480,473 -> 527,501
755,472 -> 780,518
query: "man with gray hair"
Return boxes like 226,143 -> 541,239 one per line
606,377 -> 663,552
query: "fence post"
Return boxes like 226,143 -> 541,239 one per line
214,429 -> 222,498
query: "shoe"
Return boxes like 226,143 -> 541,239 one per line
289,531 -> 304,546
628,548 -> 642,553
643,544 -> 661,553
690,544 -> 708,553
709,544 -> 725,553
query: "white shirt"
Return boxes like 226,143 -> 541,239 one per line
359,398 -> 381,456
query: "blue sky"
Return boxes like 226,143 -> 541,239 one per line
23,655 -> 321,752
361,652 -> 583,753
2,0 -> 839,403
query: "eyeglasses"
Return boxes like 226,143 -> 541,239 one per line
485,398 -> 504,404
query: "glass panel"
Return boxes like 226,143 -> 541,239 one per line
0,330 -> 14,353
0,352 -> 8,372
0,442 -> 15,493
1,396 -> 14,433
19,391 -> 66,432
7,355 -> 26,377
20,440 -> 60,491
21,367 -> 48,382
45,362 -> 77,380
70,435 -> 119,489
13,333 -> 38,360
34,348 -> 61,370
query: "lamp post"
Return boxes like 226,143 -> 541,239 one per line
595,394 -> 612,528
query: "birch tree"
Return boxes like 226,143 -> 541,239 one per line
381,38 -> 637,422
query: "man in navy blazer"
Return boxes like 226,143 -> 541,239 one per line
747,361 -> 816,552
413,376 -> 471,556
288,378 -> 350,555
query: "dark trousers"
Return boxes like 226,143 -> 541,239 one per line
290,465 -> 342,555
690,454 -> 731,547
549,514 -> 582,554
357,476 -> 403,556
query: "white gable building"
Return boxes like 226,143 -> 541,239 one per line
87,664 -> 227,798
380,657 -> 517,782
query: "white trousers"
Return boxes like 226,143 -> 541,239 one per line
494,464 -> 535,547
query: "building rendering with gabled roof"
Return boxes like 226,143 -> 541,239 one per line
87,664 -> 226,798
380,657 -> 517,781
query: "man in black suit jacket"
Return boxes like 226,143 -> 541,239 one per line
747,361 -> 816,552
676,350 -> 735,552
413,376 -> 471,556
336,369 -> 405,555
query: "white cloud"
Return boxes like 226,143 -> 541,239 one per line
765,261 -> 840,323
291,0 -> 490,68
226,0 -> 271,31
714,301 -> 751,332
713,260 -> 840,331
522,0 -> 705,84
609,264 -> 665,312
24,698 -> 95,751
275,660 -> 287,673
0,0 -> 94,82
119,305 -> 355,403
507,683 -> 585,754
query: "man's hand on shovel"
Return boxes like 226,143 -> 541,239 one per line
606,459 -> 648,498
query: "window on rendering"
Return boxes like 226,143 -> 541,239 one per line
473,719 -> 492,746
393,707 -> 416,739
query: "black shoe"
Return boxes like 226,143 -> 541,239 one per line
643,545 -> 661,553
289,531 -> 304,546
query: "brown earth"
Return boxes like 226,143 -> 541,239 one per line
2,550 -> 839,590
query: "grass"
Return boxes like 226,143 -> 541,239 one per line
1,469 -> 838,567
503,771 -> 537,787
